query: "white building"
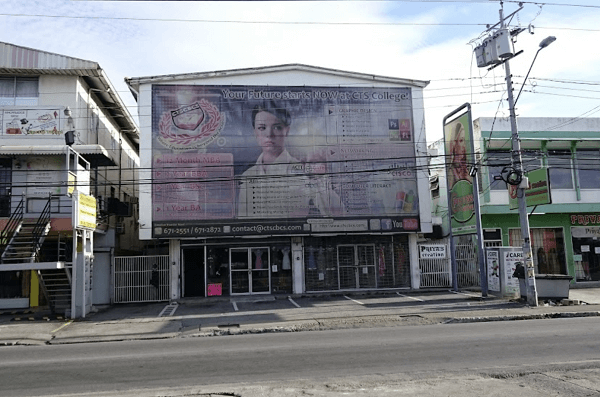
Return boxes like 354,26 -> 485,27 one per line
126,64 -> 433,300
0,42 -> 141,314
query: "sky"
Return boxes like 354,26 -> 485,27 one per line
2,0 -> 600,144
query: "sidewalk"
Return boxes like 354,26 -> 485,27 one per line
1,288 -> 599,346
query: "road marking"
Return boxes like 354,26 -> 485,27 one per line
449,290 -> 481,298
52,320 -> 73,333
232,301 -> 239,311
288,296 -> 301,308
397,292 -> 424,302
158,302 -> 179,317
344,295 -> 364,305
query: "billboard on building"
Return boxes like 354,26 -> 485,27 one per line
444,111 -> 476,235
151,85 -> 420,237
1,108 -> 63,136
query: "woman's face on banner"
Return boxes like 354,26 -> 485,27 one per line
453,124 -> 467,166
254,111 -> 289,158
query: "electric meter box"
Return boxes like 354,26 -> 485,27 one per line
495,28 -> 513,58
482,36 -> 496,66
489,33 -> 501,63
485,247 -> 521,299
475,44 -> 486,68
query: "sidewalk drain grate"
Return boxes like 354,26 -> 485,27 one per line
158,302 -> 179,317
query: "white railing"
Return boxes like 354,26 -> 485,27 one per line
113,255 -> 169,303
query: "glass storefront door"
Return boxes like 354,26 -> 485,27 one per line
230,247 -> 270,295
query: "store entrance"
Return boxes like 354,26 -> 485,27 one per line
338,244 -> 376,289
182,248 -> 205,297
230,247 -> 270,295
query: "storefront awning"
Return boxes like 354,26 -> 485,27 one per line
0,145 -> 117,167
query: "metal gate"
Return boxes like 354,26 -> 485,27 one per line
113,255 -> 169,303
455,238 -> 480,288
418,240 -> 451,288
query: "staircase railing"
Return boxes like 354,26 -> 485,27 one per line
0,195 -> 24,261
31,194 -> 53,262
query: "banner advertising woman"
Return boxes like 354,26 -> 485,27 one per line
444,112 -> 476,235
150,85 -> 420,238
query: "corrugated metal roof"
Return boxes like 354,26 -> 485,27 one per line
125,63 -> 430,99
0,42 -> 99,72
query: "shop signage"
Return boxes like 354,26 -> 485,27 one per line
2,108 -> 63,136
151,84 -> 420,237
74,193 -> 97,230
508,168 -> 551,210
419,244 -> 446,259
571,226 -> 600,238
571,214 -> 600,226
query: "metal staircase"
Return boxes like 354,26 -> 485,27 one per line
0,195 -> 72,314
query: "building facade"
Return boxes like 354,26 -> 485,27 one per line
0,42 -> 141,312
126,64 -> 433,299
476,117 -> 600,285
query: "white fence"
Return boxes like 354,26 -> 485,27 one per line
113,255 -> 170,303
418,237 -> 481,289
418,240 -> 452,288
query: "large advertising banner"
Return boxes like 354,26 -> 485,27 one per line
151,85 -> 420,237
444,112 -> 476,236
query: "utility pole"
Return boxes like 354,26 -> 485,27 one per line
499,6 -> 538,306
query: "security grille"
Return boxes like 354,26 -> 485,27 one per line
455,239 -> 480,288
304,236 -> 410,292
419,240 -> 451,288
337,245 -> 376,290
113,255 -> 169,303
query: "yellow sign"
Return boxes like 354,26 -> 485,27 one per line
77,193 -> 97,230
68,172 -> 76,196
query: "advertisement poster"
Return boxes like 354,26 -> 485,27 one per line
502,250 -> 522,295
444,112 -> 475,235
1,108 -> 63,136
151,85 -> 419,237
486,249 -> 500,292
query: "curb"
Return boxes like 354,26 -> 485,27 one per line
446,311 -> 600,324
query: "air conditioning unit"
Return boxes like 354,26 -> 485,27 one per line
108,198 -> 132,217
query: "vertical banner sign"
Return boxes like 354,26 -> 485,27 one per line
150,85 -> 420,238
444,112 -> 476,235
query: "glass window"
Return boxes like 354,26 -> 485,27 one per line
486,151 -> 511,191
521,150 -> 542,173
0,77 -> 38,106
509,228 -> 567,274
547,150 -> 573,189
577,149 -> 600,189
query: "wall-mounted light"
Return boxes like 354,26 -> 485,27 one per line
14,161 -> 21,169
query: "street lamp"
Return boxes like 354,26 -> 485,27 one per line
502,23 -> 556,306
515,36 -> 557,105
